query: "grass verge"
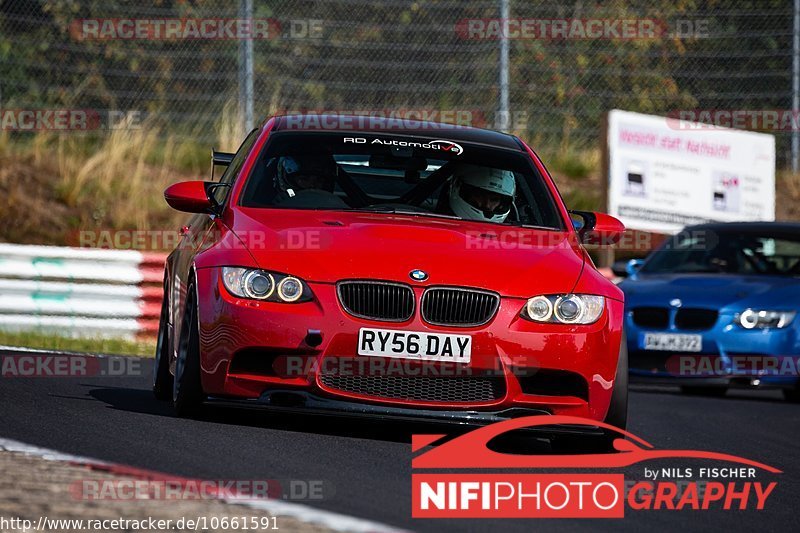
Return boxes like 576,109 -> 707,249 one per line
0,101 -> 244,247
0,330 -> 155,357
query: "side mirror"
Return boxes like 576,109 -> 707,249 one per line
611,260 -> 630,278
612,258 -> 645,278
570,211 -> 625,245
626,259 -> 645,277
164,180 -> 215,213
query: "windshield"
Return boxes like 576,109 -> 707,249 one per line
239,132 -> 564,229
640,230 -> 800,277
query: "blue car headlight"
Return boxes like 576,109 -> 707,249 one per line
735,309 -> 796,330
221,267 -> 312,303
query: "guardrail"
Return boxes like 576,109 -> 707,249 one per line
0,244 -> 166,340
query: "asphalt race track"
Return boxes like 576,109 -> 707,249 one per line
1,351 -> 798,532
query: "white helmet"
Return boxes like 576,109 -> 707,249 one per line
449,164 -> 516,223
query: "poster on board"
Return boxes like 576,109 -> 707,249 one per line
606,109 -> 775,233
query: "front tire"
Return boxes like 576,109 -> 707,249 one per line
604,334 -> 628,430
172,283 -> 205,417
783,387 -> 800,403
153,291 -> 173,401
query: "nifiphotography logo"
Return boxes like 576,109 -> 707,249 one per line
411,416 -> 780,518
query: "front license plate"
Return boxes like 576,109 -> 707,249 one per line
357,328 -> 471,363
643,333 -> 702,352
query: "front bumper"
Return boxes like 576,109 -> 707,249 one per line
626,309 -> 800,389
195,267 -> 625,422
206,390 -> 605,437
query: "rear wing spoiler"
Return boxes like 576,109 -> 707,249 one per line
211,149 -> 234,181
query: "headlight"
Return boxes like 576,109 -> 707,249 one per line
736,309 -> 795,329
522,294 -> 604,324
277,277 -> 303,302
243,270 -> 275,299
525,296 -> 553,322
221,267 -> 312,303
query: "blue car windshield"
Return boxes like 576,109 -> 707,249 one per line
640,231 -> 800,277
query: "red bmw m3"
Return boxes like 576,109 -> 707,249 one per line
154,115 -> 627,438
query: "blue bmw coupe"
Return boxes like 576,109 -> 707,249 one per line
619,222 -> 800,400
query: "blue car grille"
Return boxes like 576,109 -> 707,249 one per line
632,307 -> 669,329
674,308 -> 719,330
631,306 -> 718,331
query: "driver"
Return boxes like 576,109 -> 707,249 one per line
447,164 -> 516,223
276,155 -> 337,198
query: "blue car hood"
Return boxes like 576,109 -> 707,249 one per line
620,274 -> 800,311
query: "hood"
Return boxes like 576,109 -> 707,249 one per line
228,208 -> 585,298
621,273 -> 800,311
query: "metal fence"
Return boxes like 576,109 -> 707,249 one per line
1,0 -> 796,165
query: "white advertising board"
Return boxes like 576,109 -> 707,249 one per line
607,109 -> 775,233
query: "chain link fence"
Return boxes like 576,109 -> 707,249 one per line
0,0 -> 795,165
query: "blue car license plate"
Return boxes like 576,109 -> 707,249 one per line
642,333 -> 702,352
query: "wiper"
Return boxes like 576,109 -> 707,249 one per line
351,206 -> 460,219
351,205 -> 404,212
519,224 -> 559,231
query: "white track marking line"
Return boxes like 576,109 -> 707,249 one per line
0,436 -> 109,464
0,345 -> 123,358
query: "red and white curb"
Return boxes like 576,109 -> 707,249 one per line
0,436 -> 407,533
0,244 -> 165,340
